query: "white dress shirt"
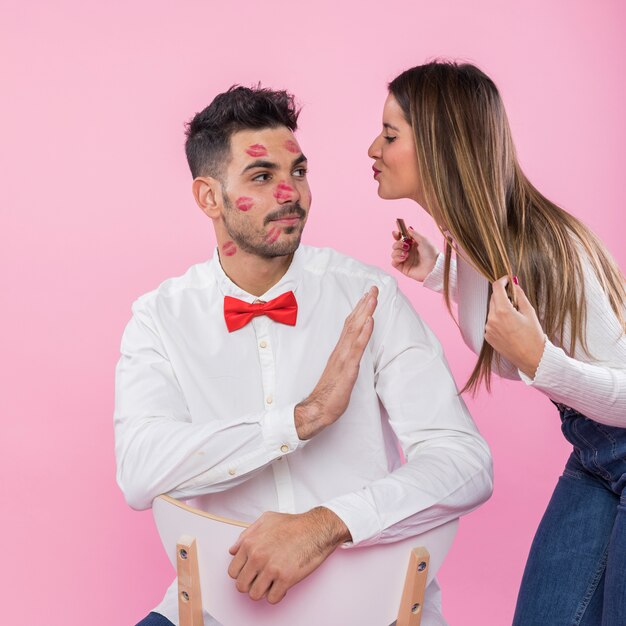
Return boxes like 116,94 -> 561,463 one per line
424,251 -> 626,426
114,245 -> 493,625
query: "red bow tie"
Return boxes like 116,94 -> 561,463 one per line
224,291 -> 298,332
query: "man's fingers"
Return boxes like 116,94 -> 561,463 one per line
331,290 -> 377,373
344,287 -> 375,328
347,291 -> 377,338
234,560 -> 259,594
227,547 -> 248,579
248,569 -> 273,601
355,316 -> 374,349
229,526 -> 250,556
266,581 -> 289,605
345,287 -> 378,332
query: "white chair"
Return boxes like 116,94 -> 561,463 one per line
153,495 -> 458,626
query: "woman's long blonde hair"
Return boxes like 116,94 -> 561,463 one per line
389,61 -> 626,393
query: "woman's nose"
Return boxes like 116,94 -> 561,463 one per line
368,136 -> 381,159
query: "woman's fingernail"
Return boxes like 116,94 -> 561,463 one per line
513,275 -> 519,285
402,242 -> 410,250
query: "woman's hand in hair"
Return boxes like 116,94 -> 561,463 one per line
391,226 -> 439,282
485,276 -> 546,379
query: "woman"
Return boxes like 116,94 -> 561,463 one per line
368,61 -> 626,625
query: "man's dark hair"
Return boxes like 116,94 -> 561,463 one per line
184,85 -> 300,179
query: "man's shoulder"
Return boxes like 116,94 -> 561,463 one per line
299,245 -> 396,288
132,258 -> 215,312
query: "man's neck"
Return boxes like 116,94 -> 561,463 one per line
219,248 -> 294,297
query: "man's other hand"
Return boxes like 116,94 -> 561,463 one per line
294,285 -> 378,440
228,507 -> 351,604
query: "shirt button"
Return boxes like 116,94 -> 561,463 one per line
280,444 -> 289,453
259,340 -> 268,348
228,468 -> 236,476
266,396 -> 273,404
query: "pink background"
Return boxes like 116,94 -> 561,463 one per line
2,1 -> 625,624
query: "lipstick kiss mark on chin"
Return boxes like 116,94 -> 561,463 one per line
284,139 -> 300,154
246,144 -> 268,157
235,197 -> 254,212
222,241 -> 237,256
265,227 -> 281,244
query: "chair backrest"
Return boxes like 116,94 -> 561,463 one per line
153,495 -> 458,626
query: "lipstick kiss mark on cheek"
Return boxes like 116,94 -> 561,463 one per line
222,241 -> 237,256
265,227 -> 281,244
273,181 -> 294,201
284,139 -> 300,154
245,144 -> 268,157
235,196 -> 254,212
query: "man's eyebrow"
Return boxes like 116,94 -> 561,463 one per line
241,160 -> 277,174
292,154 -> 307,167
383,123 -> 400,132
241,154 -> 308,175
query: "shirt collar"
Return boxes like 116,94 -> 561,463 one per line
212,245 -> 304,303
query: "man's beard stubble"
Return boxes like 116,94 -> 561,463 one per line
222,192 -> 307,259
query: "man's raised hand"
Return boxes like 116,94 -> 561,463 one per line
294,286 -> 378,440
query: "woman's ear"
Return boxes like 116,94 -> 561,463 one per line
192,176 -> 222,219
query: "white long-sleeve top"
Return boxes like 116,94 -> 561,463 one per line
423,251 -> 626,426
115,245 -> 493,624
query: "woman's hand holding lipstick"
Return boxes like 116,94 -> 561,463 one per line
391,224 -> 439,282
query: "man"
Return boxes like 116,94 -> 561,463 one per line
114,86 -> 493,626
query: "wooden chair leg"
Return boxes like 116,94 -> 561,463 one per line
176,535 -> 203,626
396,547 -> 430,626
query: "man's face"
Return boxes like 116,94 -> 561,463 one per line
218,126 -> 311,259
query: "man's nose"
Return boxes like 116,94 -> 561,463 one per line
273,180 -> 298,203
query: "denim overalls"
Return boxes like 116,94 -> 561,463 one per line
513,403 -> 626,626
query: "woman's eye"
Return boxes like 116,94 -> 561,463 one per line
293,167 -> 308,178
384,135 -> 396,143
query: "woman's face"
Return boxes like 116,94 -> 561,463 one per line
368,93 -> 426,207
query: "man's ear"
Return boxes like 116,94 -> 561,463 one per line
192,176 -> 222,219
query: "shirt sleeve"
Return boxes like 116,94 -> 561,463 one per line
519,334 -> 626,427
423,253 -> 458,302
321,282 -> 493,547
515,250 -> 626,426
114,301 -> 305,510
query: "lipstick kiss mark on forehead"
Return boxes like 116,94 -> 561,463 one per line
222,241 -> 237,256
246,144 -> 268,157
265,227 -> 281,244
273,181 -> 294,201
235,197 -> 254,212
284,139 -> 300,154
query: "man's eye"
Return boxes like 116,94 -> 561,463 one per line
252,173 -> 271,182
293,167 -> 308,178
384,135 -> 396,143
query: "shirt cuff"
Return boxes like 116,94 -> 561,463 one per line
320,491 -> 382,548
261,402 -> 307,456
422,253 -> 446,293
518,336 -> 553,386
